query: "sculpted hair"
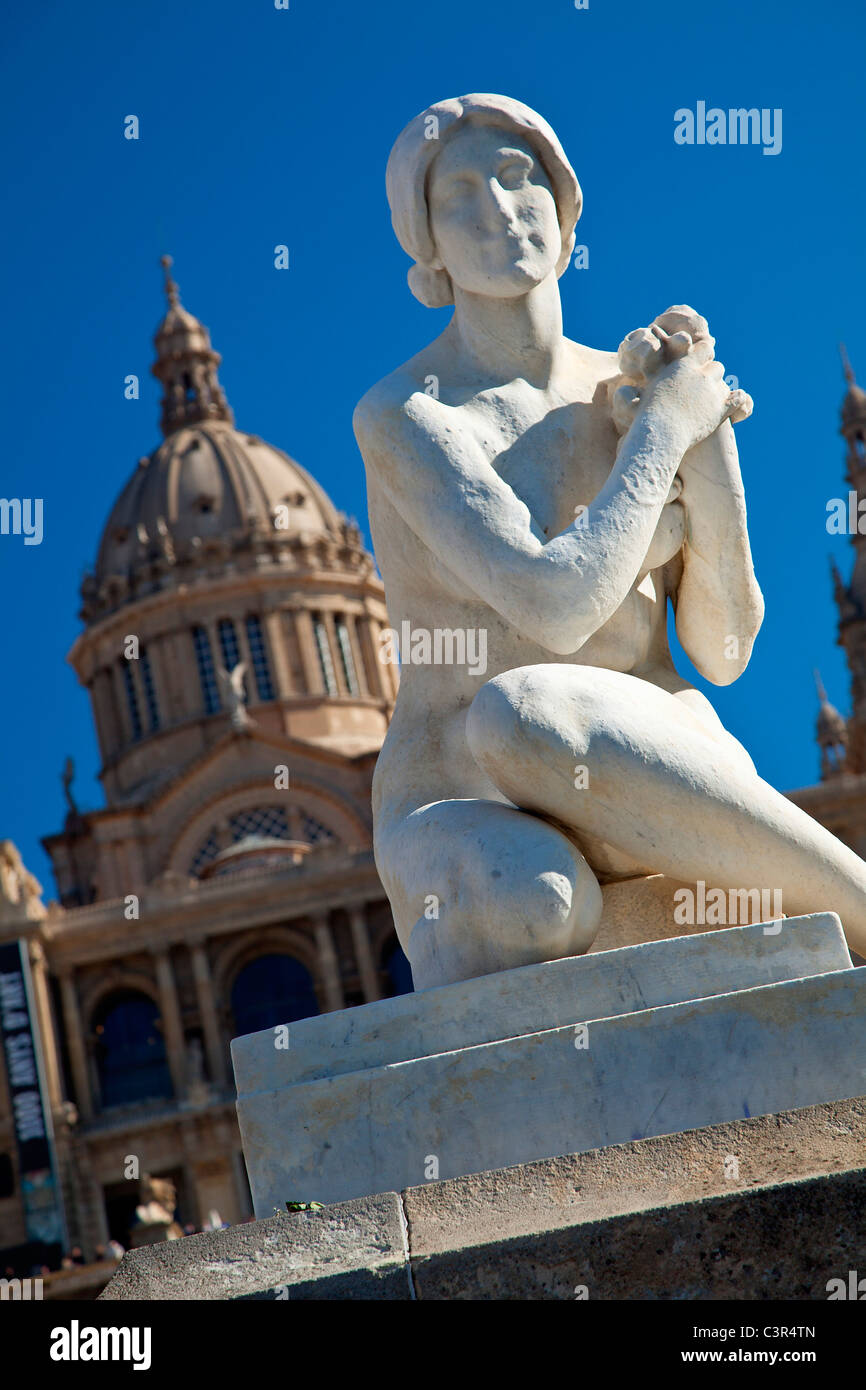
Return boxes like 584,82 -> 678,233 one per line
386,93 -> 583,308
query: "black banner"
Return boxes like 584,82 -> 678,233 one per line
0,939 -> 65,1249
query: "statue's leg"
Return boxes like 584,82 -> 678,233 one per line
374,798 -> 603,989
467,664 -> 866,957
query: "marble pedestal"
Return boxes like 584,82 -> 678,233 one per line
232,914 -> 865,1219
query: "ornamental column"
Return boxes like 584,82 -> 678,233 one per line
58,971 -> 93,1121
348,905 -> 380,1002
294,610 -> 324,695
153,949 -> 187,1101
312,914 -> 344,1012
28,942 -> 63,1109
189,942 -> 228,1088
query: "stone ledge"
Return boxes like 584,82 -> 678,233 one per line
98,1095 -> 866,1300
98,1193 -> 409,1301
410,1166 -> 866,1300
403,1093 -> 866,1256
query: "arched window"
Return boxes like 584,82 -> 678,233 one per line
312,614 -> 338,696
120,660 -> 143,741
231,954 -> 320,1037
93,991 -> 173,1108
380,935 -> 414,997
192,625 -> 220,715
299,812 -> 336,846
245,615 -> 275,701
140,649 -> 160,731
335,617 -> 360,696
218,617 -> 241,671
188,804 -> 336,876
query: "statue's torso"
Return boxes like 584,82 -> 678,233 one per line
363,336 -> 688,820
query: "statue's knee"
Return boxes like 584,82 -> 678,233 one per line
466,840 -> 601,955
468,665 -> 599,776
412,862 -> 601,988
466,673 -> 521,766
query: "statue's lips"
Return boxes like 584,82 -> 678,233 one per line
478,234 -> 540,271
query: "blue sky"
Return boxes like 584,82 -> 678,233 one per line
1,0 -> 864,894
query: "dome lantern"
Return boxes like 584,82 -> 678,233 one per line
152,256 -> 233,437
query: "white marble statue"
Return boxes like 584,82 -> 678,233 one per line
353,93 -> 866,989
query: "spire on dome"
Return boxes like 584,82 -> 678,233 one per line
161,253 -> 180,309
814,669 -> 848,780
151,255 -> 234,437
840,344 -> 866,437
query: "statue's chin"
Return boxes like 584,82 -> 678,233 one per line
465,262 -> 550,299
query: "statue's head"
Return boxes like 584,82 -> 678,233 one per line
386,94 -> 581,308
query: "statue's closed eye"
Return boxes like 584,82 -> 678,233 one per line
498,158 -> 532,189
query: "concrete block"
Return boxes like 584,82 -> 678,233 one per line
98,1193 -> 409,1301
408,1167 -> 866,1300
234,915 -> 864,1215
233,913 -> 848,1093
402,1094 -> 866,1257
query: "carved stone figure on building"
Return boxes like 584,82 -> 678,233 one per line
129,1174 -> 184,1247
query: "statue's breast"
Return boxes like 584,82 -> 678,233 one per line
480,393 -> 619,539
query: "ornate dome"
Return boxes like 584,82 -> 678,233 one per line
94,421 -> 342,583
81,258 -> 369,623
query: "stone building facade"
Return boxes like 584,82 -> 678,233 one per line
0,263 -> 403,1275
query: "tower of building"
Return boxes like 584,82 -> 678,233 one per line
828,349 -> 866,774
788,351 -> 866,870
0,264 -> 402,1276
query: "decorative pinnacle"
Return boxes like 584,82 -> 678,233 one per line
814,668 -> 829,705
840,343 -> 856,386
160,254 -> 180,308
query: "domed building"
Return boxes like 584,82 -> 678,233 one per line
0,262 -> 405,1282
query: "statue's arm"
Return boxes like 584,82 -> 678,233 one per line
354,364 -> 730,655
670,421 -> 764,684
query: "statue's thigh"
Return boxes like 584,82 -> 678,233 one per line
376,798 -> 602,988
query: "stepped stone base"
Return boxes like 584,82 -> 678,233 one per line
99,1094 -> 866,1300
232,913 -> 863,1215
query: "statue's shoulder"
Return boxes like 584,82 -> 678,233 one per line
563,337 -> 620,389
353,353 -> 437,451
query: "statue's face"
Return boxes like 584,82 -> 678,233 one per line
428,123 -> 561,298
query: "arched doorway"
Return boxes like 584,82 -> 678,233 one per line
93,991 -> 173,1108
230,954 -> 320,1038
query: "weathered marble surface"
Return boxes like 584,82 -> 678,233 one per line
234,914 -> 862,1215
354,93 -> 866,986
